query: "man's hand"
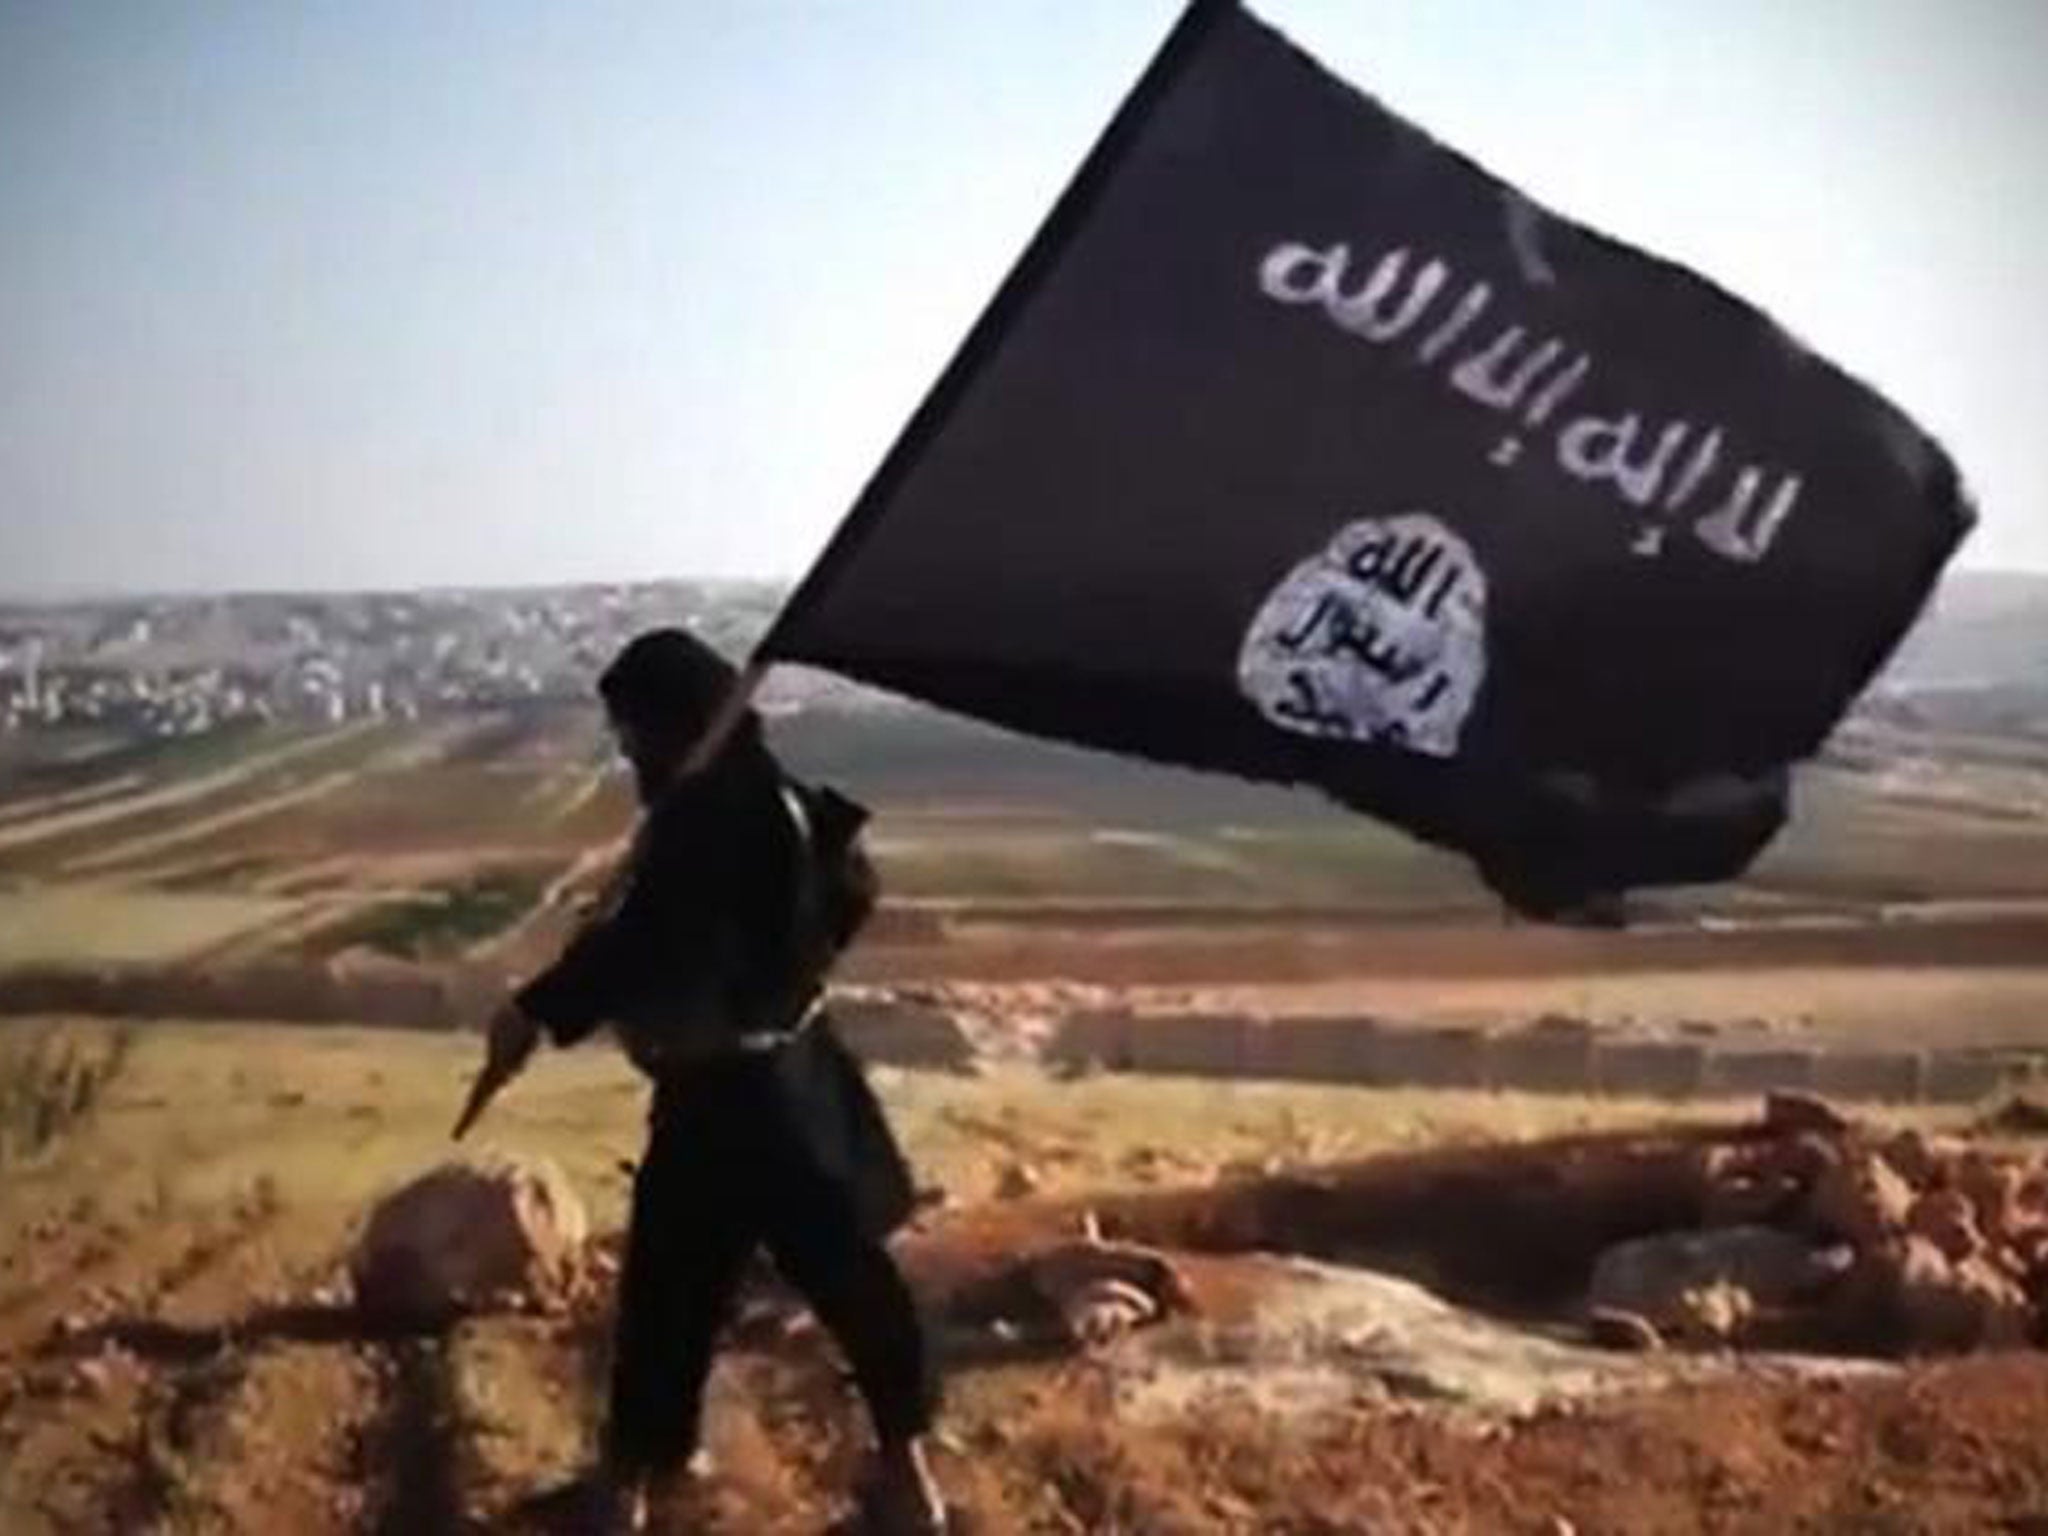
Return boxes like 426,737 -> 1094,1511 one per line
451,999 -> 542,1141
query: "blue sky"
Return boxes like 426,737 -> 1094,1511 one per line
2,0 -> 2043,596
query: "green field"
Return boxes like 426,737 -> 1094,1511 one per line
0,708 -> 2046,976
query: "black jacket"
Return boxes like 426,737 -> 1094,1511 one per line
516,738 -> 808,1048
515,737 -> 914,1237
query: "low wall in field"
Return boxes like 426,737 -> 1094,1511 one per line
4,959 -> 2034,1107
0,963 -> 979,1071
0,960 -> 460,1031
1047,1006 -> 2042,1107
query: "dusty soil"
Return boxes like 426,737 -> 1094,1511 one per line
19,1259 -> 2048,1534
12,1063 -> 2048,1533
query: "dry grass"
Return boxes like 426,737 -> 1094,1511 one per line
0,1014 -> 2014,1536
0,1019 -> 130,1169
0,888 -> 299,967
0,1015 -> 1972,1255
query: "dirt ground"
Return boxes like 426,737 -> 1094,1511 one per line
10,1019 -> 2048,1532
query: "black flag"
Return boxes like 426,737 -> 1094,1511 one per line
760,0 -> 1973,917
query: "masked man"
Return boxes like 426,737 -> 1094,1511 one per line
480,628 -> 945,1534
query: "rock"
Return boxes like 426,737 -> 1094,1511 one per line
1060,1277 -> 1164,1348
1976,1097 -> 2048,1137
349,1155 -> 587,1323
912,1185 -> 951,1213
1956,1154 -> 2028,1242
1878,1130 -> 1963,1190
1586,1307 -> 1664,1353
1587,1226 -> 1850,1347
1121,1256 -> 1886,1428
1806,1151 -> 1915,1249
1952,1257 -> 2036,1348
2012,1223 -> 2048,1294
1699,1136 -> 1838,1228
1122,1145 -> 1183,1182
2020,1170 -> 2048,1215
1877,1235 -> 2035,1351
1676,1280 -> 1754,1343
995,1162 -> 1042,1201
1018,1237 -> 1194,1348
1908,1190 -> 1986,1265
1697,1145 -> 1790,1228
1764,1091 -> 1851,1136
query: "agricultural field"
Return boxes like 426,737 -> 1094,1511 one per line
0,713 -> 606,970
3,700 -> 2048,1050
7,705 -> 2048,960
3,639 -> 2048,1532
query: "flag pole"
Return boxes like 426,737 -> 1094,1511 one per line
451,655 -> 774,1142
679,656 -> 773,776
457,0 -> 1239,1142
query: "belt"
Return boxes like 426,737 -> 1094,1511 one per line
730,995 -> 827,1054
627,993 -> 827,1074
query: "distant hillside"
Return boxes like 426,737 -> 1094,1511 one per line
751,569 -> 2048,736
738,570 -> 2048,746
5,568 -> 2038,743
1857,569 -> 2048,739
1882,570 -> 2048,690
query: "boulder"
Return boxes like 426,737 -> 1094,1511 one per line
1806,1150 -> 1915,1249
1874,1236 -> 2035,1352
1877,1129 -> 1964,1190
1001,1236 -> 1196,1350
1978,1097 -> 2048,1137
1587,1225 -> 1850,1346
1763,1090 -> 1852,1137
1699,1135 -> 1836,1228
1586,1307 -> 1664,1353
1949,1256 -> 2036,1349
1675,1279 -> 1754,1343
1956,1153 -> 2029,1242
1059,1277 -> 1166,1348
1907,1190 -> 1986,1266
349,1156 -> 587,1323
995,1162 -> 1043,1201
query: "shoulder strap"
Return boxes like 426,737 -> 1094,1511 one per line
778,780 -> 815,853
777,777 -> 830,968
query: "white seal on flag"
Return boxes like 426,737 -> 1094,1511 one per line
1237,512 -> 1487,758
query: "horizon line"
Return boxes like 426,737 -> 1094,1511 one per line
4,556 -> 2047,609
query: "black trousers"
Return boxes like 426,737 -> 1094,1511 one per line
604,1048 -> 937,1476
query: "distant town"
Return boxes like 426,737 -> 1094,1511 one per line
1,572 -> 2044,742
0,582 -> 876,737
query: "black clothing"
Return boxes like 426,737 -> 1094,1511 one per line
515,735 -> 806,1053
516,738 -> 915,1235
598,627 -> 739,736
514,732 -> 933,1475
607,1049 -> 936,1472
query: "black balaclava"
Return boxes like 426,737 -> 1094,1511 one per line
597,627 -> 756,805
